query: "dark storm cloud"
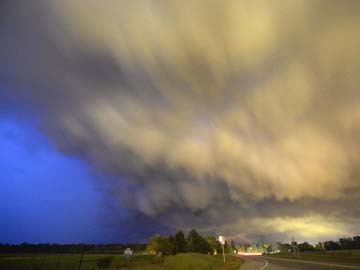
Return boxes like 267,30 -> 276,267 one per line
1,0 -> 360,242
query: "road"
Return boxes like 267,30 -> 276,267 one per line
239,255 -> 360,270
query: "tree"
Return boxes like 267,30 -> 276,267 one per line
148,234 -> 174,255
315,242 -> 325,251
206,236 -> 221,254
298,242 -> 315,252
277,242 -> 294,253
230,240 -> 236,253
168,235 -> 177,255
265,244 -> 273,253
224,241 -> 232,253
187,229 -> 201,252
175,230 -> 188,253
339,238 -> 355,255
323,241 -> 341,250
354,236 -> 360,249
187,229 -> 212,254
200,238 -> 212,254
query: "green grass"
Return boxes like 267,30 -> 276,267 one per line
268,249 -> 360,265
0,253 -> 243,270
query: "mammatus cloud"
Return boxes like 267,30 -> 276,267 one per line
1,0 -> 360,242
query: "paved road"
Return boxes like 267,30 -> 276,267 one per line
239,256 -> 360,270
239,256 -> 268,270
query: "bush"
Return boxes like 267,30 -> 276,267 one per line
96,256 -> 113,269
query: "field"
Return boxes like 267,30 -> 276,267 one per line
0,253 -> 243,270
268,249 -> 360,265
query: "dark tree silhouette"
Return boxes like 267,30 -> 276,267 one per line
175,230 -> 188,253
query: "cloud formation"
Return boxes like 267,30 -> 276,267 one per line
1,0 -> 360,243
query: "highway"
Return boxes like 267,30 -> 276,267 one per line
239,255 -> 360,270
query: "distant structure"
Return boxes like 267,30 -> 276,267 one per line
124,248 -> 133,257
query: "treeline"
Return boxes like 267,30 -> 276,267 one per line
0,229 -> 235,256
278,235 -> 360,253
147,229 -> 236,256
0,243 -> 147,253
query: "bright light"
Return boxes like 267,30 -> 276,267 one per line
237,252 -> 262,256
218,235 -> 225,245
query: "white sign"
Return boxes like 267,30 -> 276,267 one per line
218,235 -> 225,245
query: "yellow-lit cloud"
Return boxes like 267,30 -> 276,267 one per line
1,0 -> 360,242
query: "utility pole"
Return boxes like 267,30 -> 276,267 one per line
291,237 -> 300,258
219,236 -> 226,263
78,252 -> 84,270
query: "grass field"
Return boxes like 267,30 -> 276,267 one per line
0,253 -> 243,270
268,249 -> 360,265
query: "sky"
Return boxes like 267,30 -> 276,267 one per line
0,117 -> 106,243
0,0 -> 360,245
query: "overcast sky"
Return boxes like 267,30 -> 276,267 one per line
1,0 -> 360,244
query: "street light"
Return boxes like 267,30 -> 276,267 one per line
218,235 -> 226,263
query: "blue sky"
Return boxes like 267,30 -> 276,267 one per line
0,117 -> 119,244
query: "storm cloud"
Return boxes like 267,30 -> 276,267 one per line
1,0 -> 360,243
